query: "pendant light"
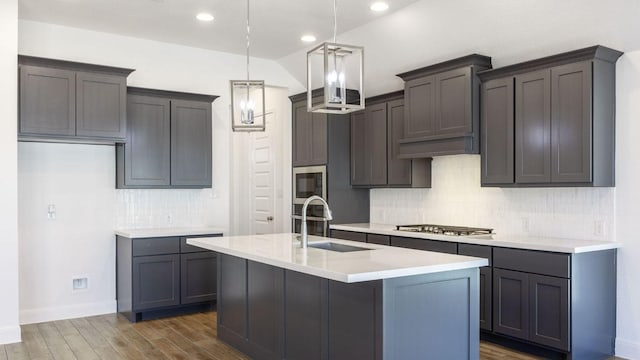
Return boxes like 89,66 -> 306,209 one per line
231,0 -> 266,132
306,0 -> 364,114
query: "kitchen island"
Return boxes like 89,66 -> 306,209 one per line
188,233 -> 488,360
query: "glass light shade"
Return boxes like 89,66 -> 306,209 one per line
230,80 -> 266,132
307,42 -> 364,114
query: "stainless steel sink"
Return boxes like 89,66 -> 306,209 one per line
308,242 -> 372,252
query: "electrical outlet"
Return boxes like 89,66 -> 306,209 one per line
47,204 -> 56,220
594,220 -> 606,237
72,277 -> 88,291
521,218 -> 530,233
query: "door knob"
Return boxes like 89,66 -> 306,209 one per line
267,216 -> 274,222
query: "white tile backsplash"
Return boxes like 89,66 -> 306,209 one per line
370,154 -> 614,240
115,189 -> 214,229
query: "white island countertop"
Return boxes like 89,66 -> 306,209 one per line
115,227 -> 225,239
187,233 -> 488,283
330,223 -> 620,254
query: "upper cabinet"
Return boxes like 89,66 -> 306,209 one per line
479,46 -> 622,187
116,88 -> 217,189
292,99 -> 327,167
350,92 -> 431,188
395,55 -> 492,158
18,55 -> 134,143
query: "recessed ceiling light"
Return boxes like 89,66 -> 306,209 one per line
196,13 -> 214,22
301,35 -> 317,43
370,2 -> 389,12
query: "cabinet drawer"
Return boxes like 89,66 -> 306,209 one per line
180,234 -> 221,253
367,234 -> 390,246
493,248 -> 570,278
331,230 -> 367,243
458,244 -> 492,266
132,237 -> 180,256
390,236 -> 457,254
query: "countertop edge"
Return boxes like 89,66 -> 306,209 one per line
187,236 -> 488,283
115,227 -> 225,238
329,224 -> 620,254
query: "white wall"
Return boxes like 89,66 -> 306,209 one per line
17,20 -> 302,324
0,0 -> 21,345
614,52 -> 640,358
278,0 -> 640,97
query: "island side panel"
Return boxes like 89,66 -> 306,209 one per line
247,261 -> 285,360
382,268 -> 480,360
217,254 -> 248,351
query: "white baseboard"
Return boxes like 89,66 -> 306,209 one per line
617,337 -> 640,359
0,325 -> 21,345
19,300 -> 117,325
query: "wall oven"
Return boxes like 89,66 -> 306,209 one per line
292,165 -> 328,236
292,166 -> 326,204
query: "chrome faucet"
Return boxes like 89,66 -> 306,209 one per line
300,195 -> 333,248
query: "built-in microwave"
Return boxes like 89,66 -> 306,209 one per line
292,165 -> 327,204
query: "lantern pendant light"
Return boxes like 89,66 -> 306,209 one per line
231,0 -> 266,132
306,0 -> 364,114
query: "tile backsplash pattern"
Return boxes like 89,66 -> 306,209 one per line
370,155 -> 615,240
116,189 -> 217,229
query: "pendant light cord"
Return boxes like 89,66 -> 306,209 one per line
246,0 -> 250,81
332,0 -> 337,43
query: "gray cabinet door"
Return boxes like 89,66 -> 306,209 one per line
387,99 -> 411,186
529,274 -> 570,351
132,254 -> 180,311
285,270 -> 328,360
180,252 -> 217,305
76,72 -> 126,139
350,110 -> 369,185
479,267 -> 492,331
292,100 -> 327,166
369,103 -> 388,185
19,65 -> 76,136
170,99 -> 212,187
435,67 -> 472,135
218,254 -> 247,345
481,77 -> 515,185
247,261 -> 284,359
124,95 -> 171,186
404,75 -> 436,139
493,268 -> 529,341
293,101 -> 312,166
515,70 -> 551,183
551,61 -> 592,183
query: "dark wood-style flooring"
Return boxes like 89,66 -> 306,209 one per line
0,312 -> 623,360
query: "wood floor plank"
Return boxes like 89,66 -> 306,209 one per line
21,324 -> 53,360
59,334 -> 99,360
4,342 -> 29,360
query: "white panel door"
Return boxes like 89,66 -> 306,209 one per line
250,112 -> 276,235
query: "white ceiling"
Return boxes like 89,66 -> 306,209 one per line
18,0 -> 420,59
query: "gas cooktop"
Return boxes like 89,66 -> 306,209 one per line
395,224 -> 494,236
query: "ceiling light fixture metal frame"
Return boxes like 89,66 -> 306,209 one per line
306,0 -> 365,114
231,0 -> 266,132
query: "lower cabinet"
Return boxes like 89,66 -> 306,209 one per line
327,228 -> 617,358
117,233 -> 221,322
493,269 -> 570,351
218,254 -> 383,360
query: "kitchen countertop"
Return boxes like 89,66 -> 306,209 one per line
187,233 -> 487,283
115,226 -> 225,238
330,223 -> 620,254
